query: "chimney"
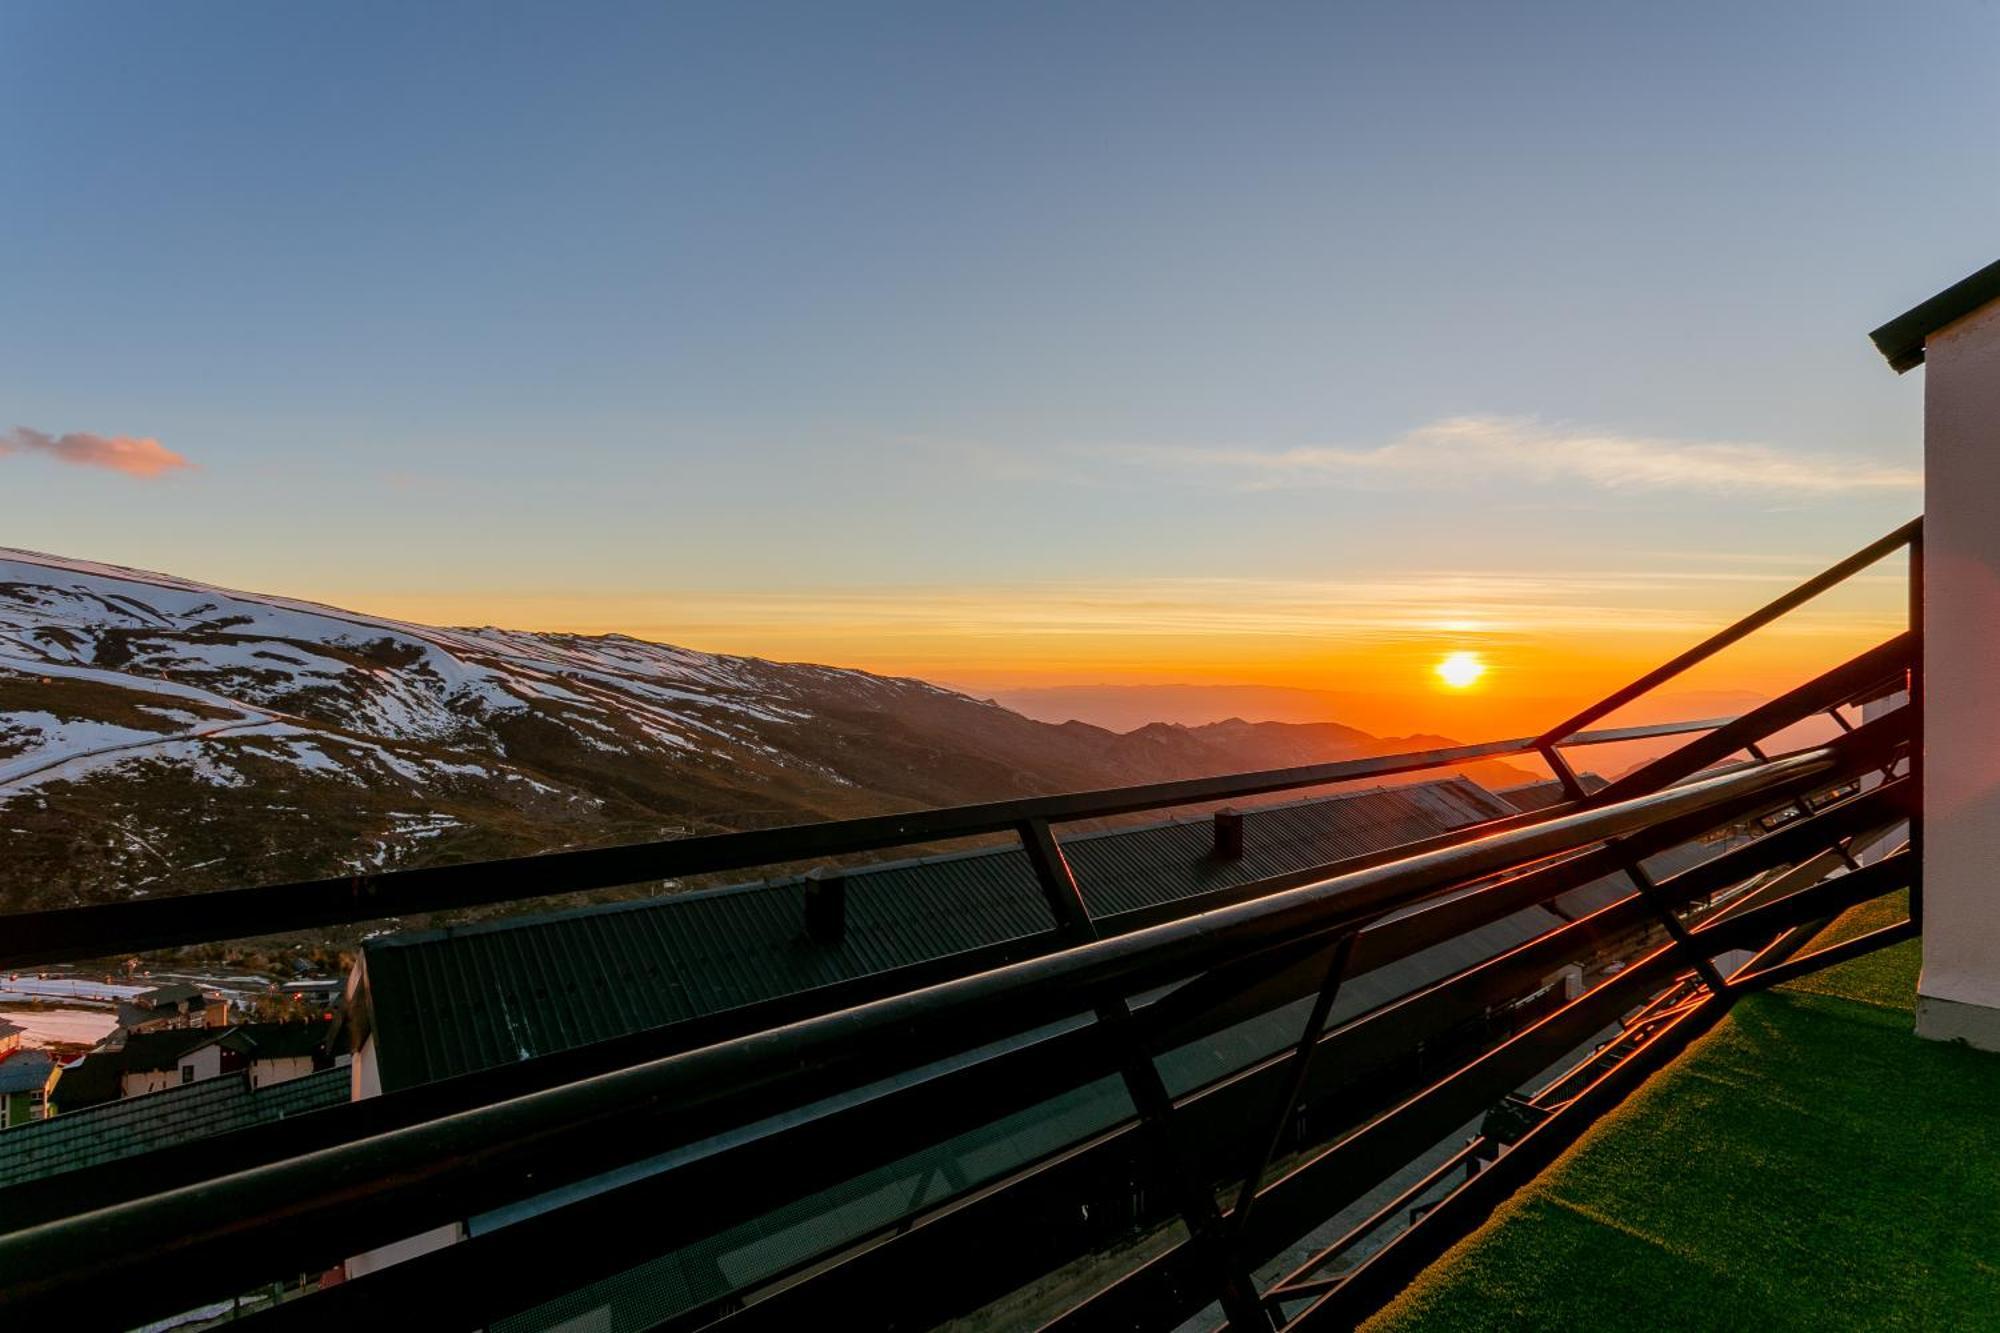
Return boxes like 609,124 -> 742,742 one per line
803,868 -> 847,944
1212,808 -> 1245,861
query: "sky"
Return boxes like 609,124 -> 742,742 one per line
3,2 -> 1991,735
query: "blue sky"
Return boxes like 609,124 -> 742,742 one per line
1,2 -> 1990,697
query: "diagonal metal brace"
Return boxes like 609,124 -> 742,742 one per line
1223,930 -> 1358,1251
1545,742 -> 1730,996
1017,817 -> 1273,1330
1619,849 -> 1733,997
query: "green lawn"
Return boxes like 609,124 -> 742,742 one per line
1364,893 -> 2000,1332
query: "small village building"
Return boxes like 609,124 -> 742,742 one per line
234,1020 -> 341,1089
47,1020 -> 342,1115
0,1065 -> 349,1190
0,1026 -> 58,1128
113,1029 -> 250,1098
46,1051 -> 122,1116
114,983 -> 229,1034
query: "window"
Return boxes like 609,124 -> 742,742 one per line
181,1065 -> 194,1084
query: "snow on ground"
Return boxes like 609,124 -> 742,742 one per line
0,1005 -> 120,1048
2,544 -> 979,794
0,976 -> 147,1002
0,711 -> 171,768
0,552 -> 533,741
0,654 -> 277,720
0,720 -> 296,795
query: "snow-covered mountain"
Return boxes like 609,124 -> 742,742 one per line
0,549 -> 1530,924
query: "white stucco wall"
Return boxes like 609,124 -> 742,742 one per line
343,1222 -> 464,1280
121,1040 -> 225,1097
339,1035 -> 465,1279
1916,297 -> 2000,1048
249,1054 -> 316,1089
352,1036 -> 382,1100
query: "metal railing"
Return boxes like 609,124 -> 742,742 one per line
0,520 -> 1923,1331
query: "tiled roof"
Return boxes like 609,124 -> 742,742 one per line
0,1066 -> 348,1189
360,778 -> 1522,1091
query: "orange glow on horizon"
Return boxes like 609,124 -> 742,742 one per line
306,564 -> 1906,741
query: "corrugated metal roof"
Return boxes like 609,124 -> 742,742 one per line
0,1066 -> 348,1190
388,771 -> 1756,1332
1547,833 -> 1732,920
383,771 -> 1689,1333
490,893 -> 1573,1333
363,777 -> 1520,1091
1490,776 -> 1738,920
1495,773 -> 1607,815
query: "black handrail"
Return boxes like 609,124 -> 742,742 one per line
0,740 -> 1869,1320
0,517 -> 1926,1333
0,715 -> 1729,970
1535,517 -> 1919,750
270,776 -> 1914,1333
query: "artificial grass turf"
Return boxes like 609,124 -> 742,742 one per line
1364,893 -> 2000,1332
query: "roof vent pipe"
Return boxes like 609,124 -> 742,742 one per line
803,868 -> 847,944
1213,808 -> 1245,861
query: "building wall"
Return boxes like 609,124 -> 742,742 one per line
1,1076 -> 53,1127
1918,295 -> 2000,1047
339,1037 -> 469,1278
352,1036 -> 383,1101
121,1041 -> 227,1097
249,1054 -> 316,1089
344,1223 -> 463,1281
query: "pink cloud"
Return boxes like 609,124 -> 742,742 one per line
2,425 -> 192,478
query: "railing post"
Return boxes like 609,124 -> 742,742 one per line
1906,524 -> 1924,933
1537,742 -> 1589,802
1016,818 -> 1273,1331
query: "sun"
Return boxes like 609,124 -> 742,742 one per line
1435,651 -> 1486,690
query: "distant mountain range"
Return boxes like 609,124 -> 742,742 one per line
980,682 -> 1767,736
0,549 -> 1534,922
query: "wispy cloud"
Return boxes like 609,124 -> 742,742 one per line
368,565 -> 1902,648
1108,416 -> 1918,496
2,425 -> 192,478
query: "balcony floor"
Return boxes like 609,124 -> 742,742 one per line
1364,893 -> 2000,1331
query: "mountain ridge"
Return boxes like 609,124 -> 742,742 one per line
0,548 -> 1533,927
